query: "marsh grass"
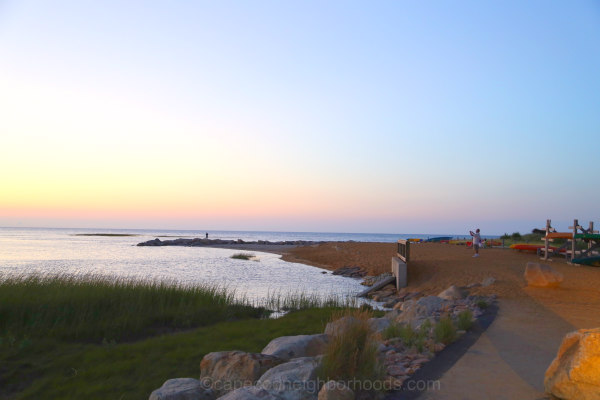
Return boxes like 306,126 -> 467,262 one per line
0,274 -> 266,343
317,309 -> 384,391
263,291 -> 358,312
230,253 -> 255,260
0,307 -> 339,400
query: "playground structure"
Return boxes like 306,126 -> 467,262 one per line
540,219 -> 600,266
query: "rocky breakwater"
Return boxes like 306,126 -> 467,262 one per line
137,238 -> 322,247
150,283 -> 496,400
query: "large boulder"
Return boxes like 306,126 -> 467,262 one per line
200,351 -> 284,396
525,262 -> 564,288
317,380 -> 354,400
149,378 -> 215,400
544,328 -> 600,399
262,334 -> 329,361
217,386 -> 284,400
395,297 -> 444,327
368,317 -> 391,334
257,357 -> 321,400
437,285 -> 465,300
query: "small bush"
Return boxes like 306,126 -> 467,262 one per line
318,309 -> 384,391
434,317 -> 457,345
231,253 -> 255,260
511,232 -> 522,240
384,321 -> 430,352
456,310 -> 474,331
476,300 -> 489,309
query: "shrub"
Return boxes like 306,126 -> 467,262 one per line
475,300 -> 489,309
231,253 -> 255,260
456,310 -> 474,331
318,309 -> 384,390
511,232 -> 522,240
434,317 -> 457,345
383,321 -> 430,352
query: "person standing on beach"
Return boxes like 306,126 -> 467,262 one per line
470,228 -> 481,257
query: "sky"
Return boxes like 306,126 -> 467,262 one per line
0,1 -> 599,235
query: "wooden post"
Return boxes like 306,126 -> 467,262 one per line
589,222 -> 595,252
543,219 -> 551,260
570,219 -> 579,262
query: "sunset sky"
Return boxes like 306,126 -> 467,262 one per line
1,1 -> 599,234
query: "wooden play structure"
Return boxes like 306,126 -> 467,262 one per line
540,219 -> 600,266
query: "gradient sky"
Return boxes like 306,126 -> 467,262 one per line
1,1 -> 599,234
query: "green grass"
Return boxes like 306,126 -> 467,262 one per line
456,310 -> 474,331
0,308 -> 338,400
317,310 -> 384,392
230,253 -> 255,260
0,274 -> 266,343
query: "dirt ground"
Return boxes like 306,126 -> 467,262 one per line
283,242 -> 600,329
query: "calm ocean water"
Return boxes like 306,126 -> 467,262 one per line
0,227 -> 458,305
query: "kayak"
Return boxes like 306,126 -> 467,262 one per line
571,256 -> 600,267
425,236 -> 453,242
546,232 -> 573,239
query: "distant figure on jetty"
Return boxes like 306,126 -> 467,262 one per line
470,228 -> 481,258
205,232 -> 208,239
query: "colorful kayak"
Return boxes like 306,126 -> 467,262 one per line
510,244 -> 547,252
425,236 -> 453,242
571,256 -> 600,267
407,238 -> 423,242
574,233 -> 600,240
546,232 -> 573,239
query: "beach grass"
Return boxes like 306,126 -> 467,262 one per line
230,253 -> 255,260
0,274 -> 267,343
317,309 -> 384,392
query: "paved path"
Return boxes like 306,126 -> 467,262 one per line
418,298 -> 573,400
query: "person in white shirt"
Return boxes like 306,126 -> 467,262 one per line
470,228 -> 481,258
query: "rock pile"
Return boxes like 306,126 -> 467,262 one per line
149,285 -> 495,400
138,238 -> 322,247
331,266 -> 367,278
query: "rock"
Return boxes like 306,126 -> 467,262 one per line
200,351 -> 283,396
149,378 -> 215,400
325,316 -> 359,337
437,285 -> 465,301
544,328 -> 600,400
262,334 -> 329,361
332,266 -> 366,277
318,380 -> 354,400
392,301 -> 404,311
216,386 -> 283,400
383,298 -> 401,308
481,277 -> 496,287
368,317 -> 391,334
387,365 -> 407,376
257,357 -> 321,400
524,262 -> 564,288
